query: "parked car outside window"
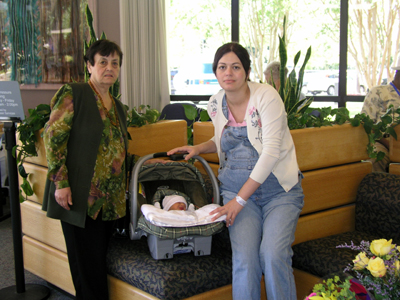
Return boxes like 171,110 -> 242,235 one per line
303,70 -> 366,96
172,63 -> 222,95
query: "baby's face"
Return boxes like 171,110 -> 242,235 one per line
169,202 -> 186,211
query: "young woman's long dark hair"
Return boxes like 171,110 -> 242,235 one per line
212,42 -> 251,80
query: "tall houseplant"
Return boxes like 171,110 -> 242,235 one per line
278,16 -> 313,119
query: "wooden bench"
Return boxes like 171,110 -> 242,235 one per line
19,120 -> 373,300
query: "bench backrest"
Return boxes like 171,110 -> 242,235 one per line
355,172 -> 400,243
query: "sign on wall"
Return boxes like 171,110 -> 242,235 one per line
0,81 -> 25,121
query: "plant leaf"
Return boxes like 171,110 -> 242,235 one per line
18,164 -> 28,178
182,104 -> 198,121
21,177 -> 33,197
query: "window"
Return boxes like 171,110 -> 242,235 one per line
168,0 -> 230,96
0,0 -> 88,85
168,0 -> 400,114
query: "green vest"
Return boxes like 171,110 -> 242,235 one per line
42,83 -> 128,228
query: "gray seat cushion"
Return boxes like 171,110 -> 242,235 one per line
292,172 -> 400,278
107,227 -> 232,300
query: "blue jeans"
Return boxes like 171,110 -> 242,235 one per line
219,126 -> 304,300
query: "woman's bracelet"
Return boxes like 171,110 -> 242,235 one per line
236,195 -> 247,207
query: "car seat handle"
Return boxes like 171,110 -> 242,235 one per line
152,152 -> 186,161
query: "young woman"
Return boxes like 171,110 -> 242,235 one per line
167,42 -> 304,300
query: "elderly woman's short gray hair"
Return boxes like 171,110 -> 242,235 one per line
263,61 -> 288,82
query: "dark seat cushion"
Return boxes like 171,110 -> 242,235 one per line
355,172 -> 400,241
160,103 -> 200,127
107,227 -> 232,300
292,231 -> 381,278
292,172 -> 400,279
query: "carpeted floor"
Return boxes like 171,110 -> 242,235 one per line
0,199 -> 74,300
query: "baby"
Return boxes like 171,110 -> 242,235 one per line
143,195 -> 226,227
162,195 -> 194,211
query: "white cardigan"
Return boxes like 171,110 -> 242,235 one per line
207,81 -> 300,192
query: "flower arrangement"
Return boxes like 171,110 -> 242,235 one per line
305,238 -> 400,300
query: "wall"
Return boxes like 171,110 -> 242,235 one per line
19,0 -> 121,117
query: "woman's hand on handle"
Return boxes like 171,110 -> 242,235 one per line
167,140 -> 217,161
167,145 -> 199,161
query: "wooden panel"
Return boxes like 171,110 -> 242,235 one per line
128,120 -> 187,157
108,276 -> 159,300
389,163 -> 400,176
21,200 -> 66,252
294,268 -> 321,300
293,205 -> 355,245
301,162 -> 371,215
23,236 -> 75,295
193,122 -> 369,171
19,163 -> 48,204
390,125 -> 400,162
193,122 -> 219,163
185,277 -> 267,300
291,124 -> 369,171
185,285 -> 232,300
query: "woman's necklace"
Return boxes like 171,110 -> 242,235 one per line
88,80 -> 120,128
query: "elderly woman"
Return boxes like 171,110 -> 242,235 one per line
42,39 -> 128,300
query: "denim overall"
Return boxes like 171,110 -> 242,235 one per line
218,100 -> 304,300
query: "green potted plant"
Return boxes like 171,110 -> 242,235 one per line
181,104 -> 210,145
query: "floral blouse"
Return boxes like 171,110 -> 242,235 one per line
361,83 -> 400,123
44,84 -> 127,221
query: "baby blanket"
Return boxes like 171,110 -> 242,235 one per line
141,204 -> 226,227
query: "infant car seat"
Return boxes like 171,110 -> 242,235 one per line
129,152 -> 224,259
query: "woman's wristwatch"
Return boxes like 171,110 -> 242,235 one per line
236,195 -> 247,207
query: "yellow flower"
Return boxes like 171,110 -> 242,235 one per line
353,252 -> 369,270
370,239 -> 393,256
395,260 -> 400,276
366,257 -> 387,277
309,293 -> 336,300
